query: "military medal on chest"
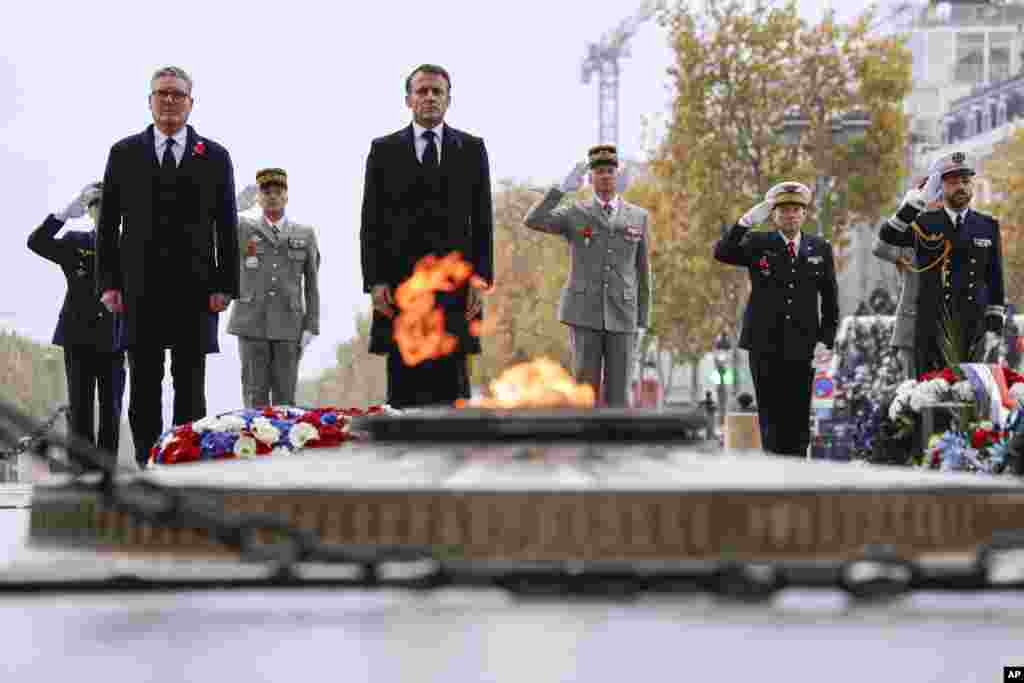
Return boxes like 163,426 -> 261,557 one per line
582,226 -> 593,247
245,239 -> 259,269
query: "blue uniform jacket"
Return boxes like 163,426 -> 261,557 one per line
714,224 -> 840,361
28,215 -> 126,352
878,207 -> 1005,322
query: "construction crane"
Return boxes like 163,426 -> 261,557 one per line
580,0 -> 664,149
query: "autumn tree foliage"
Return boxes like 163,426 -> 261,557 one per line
0,331 -> 66,424
651,0 -> 912,342
296,311 -> 388,408
472,180 -> 573,386
978,127 -> 1024,308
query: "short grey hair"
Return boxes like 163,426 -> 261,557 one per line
150,65 -> 193,94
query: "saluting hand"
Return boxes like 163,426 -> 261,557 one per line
738,201 -> 773,228
56,184 -> 100,222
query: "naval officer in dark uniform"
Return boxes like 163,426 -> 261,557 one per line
878,151 -> 1005,373
28,182 -> 126,468
714,182 -> 839,457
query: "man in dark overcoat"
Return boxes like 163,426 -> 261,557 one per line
95,65 -> 239,467
360,63 -> 494,408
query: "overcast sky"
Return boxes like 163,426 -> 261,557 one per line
1,0 -> 875,417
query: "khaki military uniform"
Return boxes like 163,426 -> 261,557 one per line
524,188 -> 651,406
227,214 -> 320,407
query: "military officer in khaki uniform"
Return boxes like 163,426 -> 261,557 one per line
523,144 -> 652,406
227,168 -> 320,407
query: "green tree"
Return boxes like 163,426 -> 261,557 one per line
473,180 -> 573,387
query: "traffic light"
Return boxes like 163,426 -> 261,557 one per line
708,368 -> 735,385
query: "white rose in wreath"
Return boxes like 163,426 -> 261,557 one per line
250,417 -> 281,445
234,435 -> 257,458
219,415 -> 247,432
889,394 -> 911,421
191,416 -> 221,433
953,380 -> 975,403
289,422 -> 319,449
1010,383 -> 1024,407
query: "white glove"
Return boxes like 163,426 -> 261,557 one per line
888,188 -> 927,232
901,188 -> 927,212
738,200 -> 773,227
54,184 -> 100,222
300,330 -> 315,349
559,162 -> 587,194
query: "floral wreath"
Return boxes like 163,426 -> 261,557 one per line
149,404 -> 397,466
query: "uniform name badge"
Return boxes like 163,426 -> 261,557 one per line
624,226 -> 643,241
245,256 -> 259,269
289,238 -> 306,249
973,238 -> 992,247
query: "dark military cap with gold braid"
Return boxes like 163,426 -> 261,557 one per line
587,144 -> 619,169
256,167 -> 288,188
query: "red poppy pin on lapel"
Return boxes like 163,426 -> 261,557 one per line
583,226 -> 593,247
194,141 -> 206,156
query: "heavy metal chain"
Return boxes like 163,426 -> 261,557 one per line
0,397 -> 1023,598
0,405 -> 69,463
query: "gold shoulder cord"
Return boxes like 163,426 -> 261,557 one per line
896,221 -> 951,273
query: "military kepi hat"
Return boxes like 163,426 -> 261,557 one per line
930,151 -> 975,179
256,168 -> 288,188
587,144 -> 619,169
765,181 -> 812,208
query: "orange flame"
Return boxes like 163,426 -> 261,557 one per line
457,357 -> 596,409
393,252 -> 474,366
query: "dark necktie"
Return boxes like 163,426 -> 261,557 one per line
603,203 -> 613,219
956,213 -> 964,234
161,138 -> 176,169
270,222 -> 280,240
787,241 -> 796,260
422,130 -> 438,171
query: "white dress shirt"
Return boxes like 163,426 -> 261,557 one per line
597,194 -> 620,218
779,230 -> 801,256
945,206 -> 970,228
412,121 -> 445,164
265,213 -> 288,236
153,126 -> 188,167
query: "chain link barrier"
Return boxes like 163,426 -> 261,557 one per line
0,397 -> 1023,597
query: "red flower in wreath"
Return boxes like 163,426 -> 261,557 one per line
919,367 -> 962,384
194,141 -> 206,156
1004,366 -> 1024,387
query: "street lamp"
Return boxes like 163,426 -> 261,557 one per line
775,104 -> 871,237
712,332 -> 731,426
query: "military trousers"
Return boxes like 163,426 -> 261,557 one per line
569,325 -> 635,407
63,345 -> 125,469
748,352 -> 814,457
238,336 -> 301,408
